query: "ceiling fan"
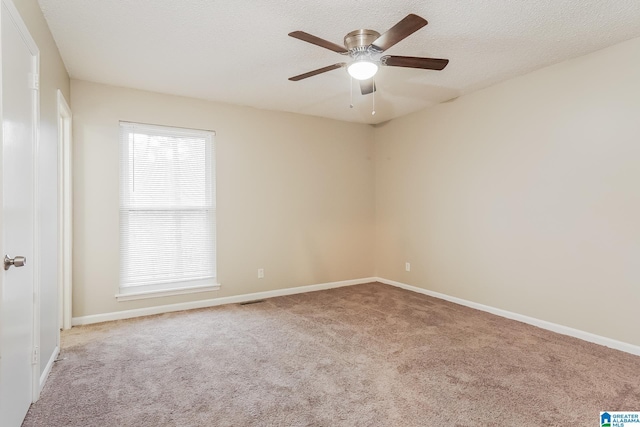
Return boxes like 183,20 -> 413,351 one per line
288,14 -> 449,95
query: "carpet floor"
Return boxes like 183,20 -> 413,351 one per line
23,282 -> 640,426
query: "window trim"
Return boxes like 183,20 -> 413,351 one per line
115,282 -> 221,302
118,121 -> 218,301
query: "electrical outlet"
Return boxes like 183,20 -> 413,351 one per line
405,262 -> 411,272
258,268 -> 264,279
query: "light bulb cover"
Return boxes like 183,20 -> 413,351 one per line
347,60 -> 378,80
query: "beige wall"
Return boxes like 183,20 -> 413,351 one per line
12,0 -> 70,375
71,80 -> 375,317
374,36 -> 640,346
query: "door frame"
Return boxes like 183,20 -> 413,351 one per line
57,90 -> 72,332
0,0 -> 42,404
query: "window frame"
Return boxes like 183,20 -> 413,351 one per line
116,121 -> 219,301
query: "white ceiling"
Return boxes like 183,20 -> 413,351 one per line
38,0 -> 640,125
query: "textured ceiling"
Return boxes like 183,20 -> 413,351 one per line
38,0 -> 640,124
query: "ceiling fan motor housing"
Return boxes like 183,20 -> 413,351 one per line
344,29 -> 380,52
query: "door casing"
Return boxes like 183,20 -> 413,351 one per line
57,90 -> 72,332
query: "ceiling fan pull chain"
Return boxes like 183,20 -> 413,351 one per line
349,76 -> 354,108
372,78 -> 376,116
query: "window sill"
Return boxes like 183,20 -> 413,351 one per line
116,283 -> 221,302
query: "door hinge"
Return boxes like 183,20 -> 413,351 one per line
32,346 -> 39,365
30,73 -> 39,91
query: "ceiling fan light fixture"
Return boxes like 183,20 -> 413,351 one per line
347,60 -> 378,80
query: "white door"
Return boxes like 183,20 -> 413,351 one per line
0,0 -> 38,425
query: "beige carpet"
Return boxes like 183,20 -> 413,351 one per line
23,283 -> 640,426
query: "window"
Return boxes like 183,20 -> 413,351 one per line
118,122 -> 217,300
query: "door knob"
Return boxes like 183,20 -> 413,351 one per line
4,255 -> 26,270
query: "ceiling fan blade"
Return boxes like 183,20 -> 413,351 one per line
360,79 -> 376,95
288,63 -> 346,81
382,55 -> 449,70
370,14 -> 428,52
289,31 -> 348,54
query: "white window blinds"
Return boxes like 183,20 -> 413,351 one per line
119,122 -> 216,293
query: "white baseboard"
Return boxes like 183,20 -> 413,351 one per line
377,277 -> 640,357
39,345 -> 59,392
71,277 -> 377,326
